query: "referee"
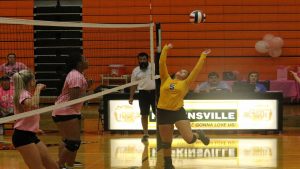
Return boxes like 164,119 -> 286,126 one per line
129,52 -> 156,142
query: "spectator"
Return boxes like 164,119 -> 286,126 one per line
194,72 -> 231,93
248,71 -> 267,92
0,75 -> 14,117
0,53 -> 28,78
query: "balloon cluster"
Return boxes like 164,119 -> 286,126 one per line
255,34 -> 284,57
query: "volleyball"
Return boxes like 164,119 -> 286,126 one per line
189,10 -> 206,23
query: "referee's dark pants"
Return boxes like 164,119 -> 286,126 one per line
138,90 -> 156,115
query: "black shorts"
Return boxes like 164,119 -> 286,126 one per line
12,129 -> 40,148
139,90 -> 156,115
157,107 -> 188,125
52,114 -> 82,123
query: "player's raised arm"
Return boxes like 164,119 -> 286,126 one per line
159,44 -> 173,82
185,49 -> 211,85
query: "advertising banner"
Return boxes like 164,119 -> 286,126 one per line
108,99 -> 277,130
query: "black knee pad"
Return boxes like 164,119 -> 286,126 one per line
161,142 -> 171,149
187,134 -> 197,144
63,139 -> 81,152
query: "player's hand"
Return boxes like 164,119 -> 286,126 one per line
129,97 -> 133,105
163,43 -> 173,50
36,84 -> 46,91
87,79 -> 93,88
290,71 -> 298,78
202,49 -> 211,55
36,128 -> 45,135
167,43 -> 173,49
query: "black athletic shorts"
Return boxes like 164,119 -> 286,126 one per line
12,129 -> 40,148
52,114 -> 82,123
157,107 -> 188,125
138,90 -> 156,115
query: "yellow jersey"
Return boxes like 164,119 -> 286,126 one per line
157,45 -> 207,111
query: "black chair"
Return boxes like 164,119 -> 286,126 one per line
223,71 -> 237,81
232,81 -> 256,93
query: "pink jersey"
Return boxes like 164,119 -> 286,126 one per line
14,90 -> 40,132
52,69 -> 87,116
0,84 -> 14,111
0,62 -> 28,77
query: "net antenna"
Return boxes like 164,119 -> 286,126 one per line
149,0 -> 155,80
0,17 -> 157,124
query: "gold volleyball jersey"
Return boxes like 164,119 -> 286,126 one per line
157,45 -> 207,111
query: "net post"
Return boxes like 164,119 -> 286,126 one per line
154,23 -> 164,167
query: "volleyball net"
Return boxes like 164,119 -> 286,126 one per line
0,17 -> 158,124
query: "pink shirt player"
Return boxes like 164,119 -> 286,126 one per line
52,69 -> 88,116
14,90 -> 40,132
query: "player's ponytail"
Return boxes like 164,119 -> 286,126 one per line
13,70 -> 34,111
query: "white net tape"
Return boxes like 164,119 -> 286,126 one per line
0,17 -> 153,28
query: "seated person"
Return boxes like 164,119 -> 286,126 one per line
194,72 -> 231,93
248,71 -> 267,92
0,75 -> 14,117
0,53 -> 28,78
